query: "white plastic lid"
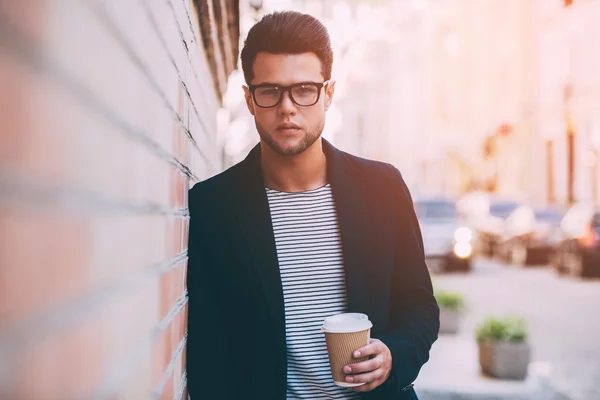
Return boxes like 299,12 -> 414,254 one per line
322,313 -> 373,333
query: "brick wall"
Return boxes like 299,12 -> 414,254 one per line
0,1 -> 238,399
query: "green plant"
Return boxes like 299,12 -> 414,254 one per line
475,315 -> 528,343
434,290 -> 466,312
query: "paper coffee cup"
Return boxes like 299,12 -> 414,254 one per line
322,313 -> 373,387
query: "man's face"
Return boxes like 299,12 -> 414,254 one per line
243,52 -> 335,156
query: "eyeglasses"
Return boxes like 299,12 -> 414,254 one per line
248,81 -> 330,108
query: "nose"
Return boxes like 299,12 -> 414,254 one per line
277,90 -> 297,115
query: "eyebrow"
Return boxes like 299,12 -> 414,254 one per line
251,81 -> 318,87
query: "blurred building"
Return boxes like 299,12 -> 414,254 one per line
382,0 -> 600,207
327,1 -> 429,193
0,1 -> 238,399
420,0 -> 536,198
423,0 -> 600,206
532,0 -> 600,207
222,0 -> 600,207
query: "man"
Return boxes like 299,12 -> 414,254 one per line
186,10 -> 439,400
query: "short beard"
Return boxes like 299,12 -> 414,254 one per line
255,119 -> 325,156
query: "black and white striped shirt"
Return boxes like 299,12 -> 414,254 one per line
266,184 -> 360,400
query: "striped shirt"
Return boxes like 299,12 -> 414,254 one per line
266,184 -> 360,400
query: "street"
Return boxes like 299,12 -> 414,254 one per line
429,257 -> 600,400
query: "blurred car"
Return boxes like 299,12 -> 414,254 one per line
496,205 -> 564,265
456,191 -> 490,221
474,198 -> 521,257
550,203 -> 600,278
414,196 -> 474,272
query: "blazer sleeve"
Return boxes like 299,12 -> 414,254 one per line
375,167 -> 440,396
186,186 -> 231,399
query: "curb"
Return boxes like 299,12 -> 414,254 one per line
414,337 -> 572,400
415,383 -> 571,400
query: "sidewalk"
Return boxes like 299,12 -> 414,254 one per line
414,336 -> 570,400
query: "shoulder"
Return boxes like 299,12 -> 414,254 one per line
188,161 -> 244,212
342,151 -> 407,189
340,150 -> 415,210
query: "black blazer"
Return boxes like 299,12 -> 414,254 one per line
186,140 -> 439,400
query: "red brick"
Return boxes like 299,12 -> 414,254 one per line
57,318 -> 105,399
10,316 -> 105,400
152,302 -> 186,395
172,302 -> 187,351
0,51 -> 30,170
171,217 -> 185,255
101,282 -> 159,362
154,260 -> 187,392
152,326 -> 172,389
64,97 -> 173,206
159,374 -> 175,400
0,208 -> 89,324
170,167 -> 187,209
0,48 -> 71,185
159,267 -> 181,320
89,215 -> 170,289
1,0 -> 48,38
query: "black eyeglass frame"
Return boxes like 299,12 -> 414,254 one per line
247,81 -> 330,108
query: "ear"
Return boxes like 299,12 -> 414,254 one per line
242,85 -> 256,116
324,80 -> 336,111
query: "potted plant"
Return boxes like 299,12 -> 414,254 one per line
434,290 -> 466,334
474,315 -> 531,380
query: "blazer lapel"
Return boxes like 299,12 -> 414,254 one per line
230,145 -> 286,329
323,140 -> 374,315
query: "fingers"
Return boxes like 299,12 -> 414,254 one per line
343,355 -> 383,374
352,338 -> 383,359
345,367 -> 385,385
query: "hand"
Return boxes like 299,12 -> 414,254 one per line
343,338 -> 392,392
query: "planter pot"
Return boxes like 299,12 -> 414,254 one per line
439,309 -> 461,334
478,341 -> 530,380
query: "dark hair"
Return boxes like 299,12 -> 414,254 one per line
240,11 -> 333,85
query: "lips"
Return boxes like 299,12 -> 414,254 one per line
276,122 -> 301,131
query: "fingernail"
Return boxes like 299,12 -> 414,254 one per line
354,351 -> 361,358
346,376 -> 354,383
344,366 -> 352,373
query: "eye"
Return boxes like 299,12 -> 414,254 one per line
297,85 -> 317,94
257,87 -> 279,96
